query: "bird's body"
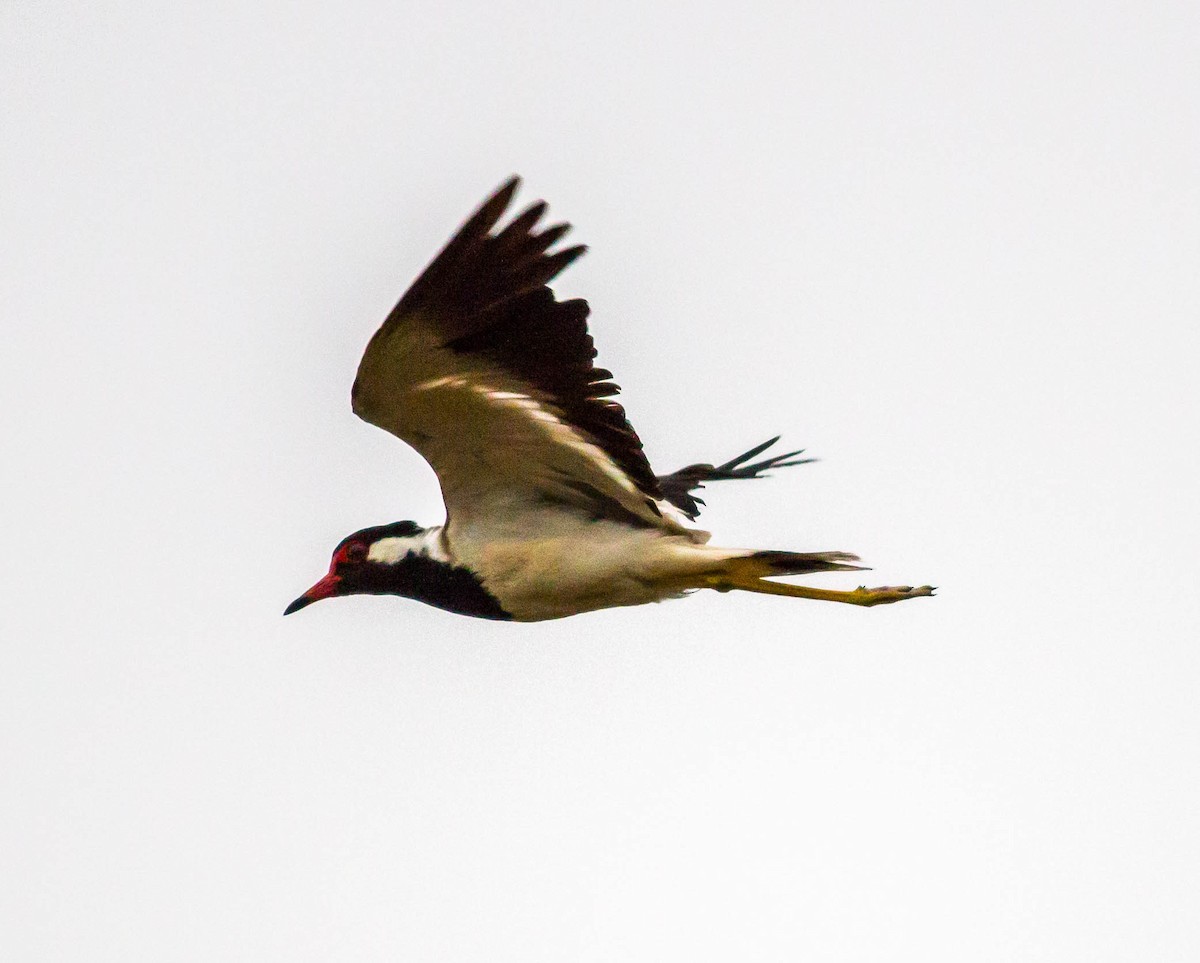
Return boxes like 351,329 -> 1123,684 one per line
377,520 -> 702,622
286,178 -> 933,621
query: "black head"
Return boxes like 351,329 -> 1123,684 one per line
284,521 -> 425,615
284,521 -> 511,620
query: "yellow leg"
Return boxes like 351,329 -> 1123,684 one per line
711,575 -> 935,607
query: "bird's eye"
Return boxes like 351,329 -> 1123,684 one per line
345,543 -> 368,563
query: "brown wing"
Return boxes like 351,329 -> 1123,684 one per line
351,178 -> 689,536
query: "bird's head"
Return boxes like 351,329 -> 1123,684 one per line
284,521 -> 427,615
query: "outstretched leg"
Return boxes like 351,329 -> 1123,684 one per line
672,547 -> 933,607
712,575 -> 935,607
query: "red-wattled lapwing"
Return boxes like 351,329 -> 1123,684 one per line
286,178 -> 934,621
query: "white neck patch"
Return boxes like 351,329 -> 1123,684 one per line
367,527 -> 448,565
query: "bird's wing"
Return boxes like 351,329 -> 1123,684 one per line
352,177 -> 693,538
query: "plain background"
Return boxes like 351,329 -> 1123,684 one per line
3,1 -> 1198,959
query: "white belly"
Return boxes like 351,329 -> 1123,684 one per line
447,515 -> 718,621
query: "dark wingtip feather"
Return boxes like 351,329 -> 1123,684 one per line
717,436 -> 781,471
495,200 -> 548,244
655,435 -> 819,519
551,242 -> 588,262
532,222 -> 572,252
496,174 -> 521,201
472,176 -> 522,232
536,244 -> 588,281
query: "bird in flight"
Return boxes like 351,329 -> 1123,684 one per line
286,178 -> 934,621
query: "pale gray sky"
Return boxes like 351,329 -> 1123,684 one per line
3,1 -> 1198,960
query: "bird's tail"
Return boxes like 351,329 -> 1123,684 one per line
727,550 -> 866,579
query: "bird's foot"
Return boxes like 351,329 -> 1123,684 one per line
851,584 -> 937,606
